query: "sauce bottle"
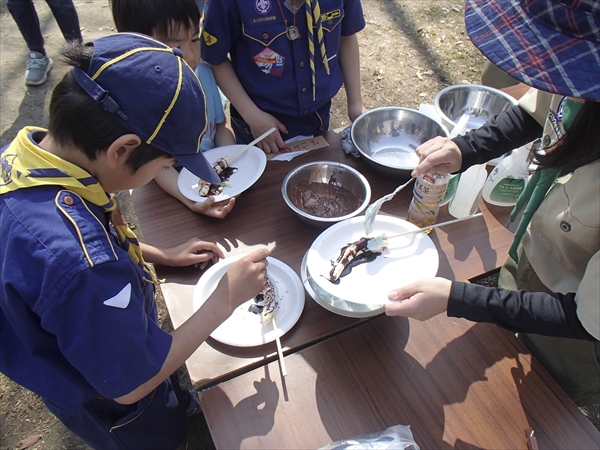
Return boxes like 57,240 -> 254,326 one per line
406,172 -> 451,229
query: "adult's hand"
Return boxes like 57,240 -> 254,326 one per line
411,137 -> 462,177
385,277 -> 452,321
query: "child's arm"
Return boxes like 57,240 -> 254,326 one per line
115,248 -> 270,405
154,166 -> 235,219
140,239 -> 223,270
211,60 -> 287,153
214,119 -> 236,147
338,34 -> 366,122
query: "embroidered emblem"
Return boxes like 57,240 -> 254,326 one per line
254,48 -> 284,76
103,283 -> 132,309
251,15 -> 277,24
203,30 -> 217,46
0,153 -> 16,187
321,9 -> 341,21
254,0 -> 272,15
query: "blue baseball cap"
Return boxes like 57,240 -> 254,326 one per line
72,32 -> 220,184
465,0 -> 600,101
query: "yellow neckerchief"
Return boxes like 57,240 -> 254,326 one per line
1,127 -> 152,278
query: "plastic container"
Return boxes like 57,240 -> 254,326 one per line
440,113 -> 469,206
448,163 -> 487,218
406,172 -> 451,228
482,141 -> 535,207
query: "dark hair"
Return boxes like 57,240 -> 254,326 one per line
535,101 -> 600,172
109,0 -> 200,38
48,42 -> 169,173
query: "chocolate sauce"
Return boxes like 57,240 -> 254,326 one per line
329,250 -> 380,284
291,176 -> 360,218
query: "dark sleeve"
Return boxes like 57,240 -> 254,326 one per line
447,281 -> 597,341
452,105 -> 544,172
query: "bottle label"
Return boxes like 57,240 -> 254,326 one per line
489,178 -> 526,203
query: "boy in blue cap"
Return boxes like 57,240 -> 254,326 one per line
0,33 -> 269,449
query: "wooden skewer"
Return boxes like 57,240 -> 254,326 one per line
226,127 -> 277,164
387,212 -> 484,239
272,317 -> 287,377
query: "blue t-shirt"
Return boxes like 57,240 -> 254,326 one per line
201,0 -> 365,117
0,132 -> 172,408
196,61 -> 227,151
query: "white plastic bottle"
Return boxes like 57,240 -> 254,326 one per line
440,113 -> 470,206
482,141 -> 535,207
448,163 -> 487,218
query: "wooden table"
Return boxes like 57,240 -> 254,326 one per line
201,315 -> 600,449
132,130 -> 516,389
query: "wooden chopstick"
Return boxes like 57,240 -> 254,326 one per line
386,212 -> 484,239
272,317 -> 287,377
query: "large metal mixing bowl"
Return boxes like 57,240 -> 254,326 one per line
281,161 -> 371,229
434,84 -> 518,132
350,107 -> 448,181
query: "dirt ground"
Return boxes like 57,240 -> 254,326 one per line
0,1 -> 597,449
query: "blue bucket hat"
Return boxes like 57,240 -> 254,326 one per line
72,32 -> 220,184
465,0 -> 600,101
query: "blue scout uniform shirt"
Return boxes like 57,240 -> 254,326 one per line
0,130 -> 172,408
201,0 -> 365,117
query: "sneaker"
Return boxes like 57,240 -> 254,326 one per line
185,389 -> 203,417
25,52 -> 53,86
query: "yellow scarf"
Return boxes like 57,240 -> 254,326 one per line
1,127 -> 150,277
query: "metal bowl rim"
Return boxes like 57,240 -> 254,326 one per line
281,161 -> 372,223
433,84 -> 518,128
350,106 -> 448,170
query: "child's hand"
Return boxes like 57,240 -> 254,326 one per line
211,248 -> 271,314
348,102 -> 367,122
191,196 -> 235,219
155,239 -> 225,269
248,112 -> 287,154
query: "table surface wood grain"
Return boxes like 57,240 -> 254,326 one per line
200,314 -> 600,449
132,130 -> 517,389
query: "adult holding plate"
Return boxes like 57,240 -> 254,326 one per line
385,0 -> 600,408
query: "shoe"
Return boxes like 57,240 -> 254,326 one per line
185,389 -> 203,417
25,52 -> 53,86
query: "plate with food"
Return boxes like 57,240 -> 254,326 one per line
306,215 -> 439,305
192,255 -> 304,347
177,144 -> 267,202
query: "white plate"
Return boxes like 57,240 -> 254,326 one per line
177,145 -> 267,202
301,251 -> 384,318
306,215 -> 439,305
192,256 -> 304,347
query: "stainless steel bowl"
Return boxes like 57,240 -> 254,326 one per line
350,107 -> 448,181
281,161 -> 371,229
434,84 -> 518,132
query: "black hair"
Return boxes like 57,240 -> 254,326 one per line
535,101 -> 600,172
109,0 -> 201,38
48,41 -> 170,173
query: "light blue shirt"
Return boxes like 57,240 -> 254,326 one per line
195,61 -> 227,151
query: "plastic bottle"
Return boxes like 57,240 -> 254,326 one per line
440,113 -> 470,206
448,163 -> 487,218
406,172 -> 451,228
482,140 -> 536,207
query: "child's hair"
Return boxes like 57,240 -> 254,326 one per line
109,0 -> 201,38
48,42 -> 169,172
536,101 -> 600,172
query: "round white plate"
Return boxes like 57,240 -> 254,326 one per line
177,145 -> 267,202
306,215 -> 439,305
301,251 -> 384,318
192,256 -> 304,347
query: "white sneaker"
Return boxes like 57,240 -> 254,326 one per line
25,52 -> 53,86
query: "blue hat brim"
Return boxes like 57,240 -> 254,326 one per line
176,152 -> 221,185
